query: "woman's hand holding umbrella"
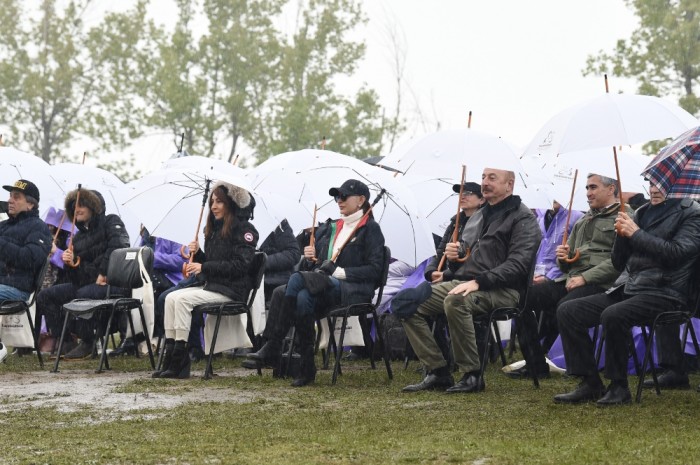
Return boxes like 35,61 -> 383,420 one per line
185,262 -> 202,276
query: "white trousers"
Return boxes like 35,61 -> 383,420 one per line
164,286 -> 231,341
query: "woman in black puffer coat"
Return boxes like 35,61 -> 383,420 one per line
153,181 -> 259,379
37,188 -> 130,359
247,179 -> 385,387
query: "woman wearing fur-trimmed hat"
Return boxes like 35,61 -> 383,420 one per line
246,179 -> 385,387
153,181 -> 259,379
36,188 -> 131,359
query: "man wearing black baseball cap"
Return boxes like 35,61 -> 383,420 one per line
0,179 -> 51,361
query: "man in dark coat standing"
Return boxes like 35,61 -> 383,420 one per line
555,184 -> 700,405
0,179 -> 51,361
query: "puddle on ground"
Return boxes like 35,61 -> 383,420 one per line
0,369 -> 261,422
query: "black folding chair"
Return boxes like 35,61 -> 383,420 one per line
191,252 -> 266,380
475,257 -> 541,388
325,246 -> 393,385
52,247 -> 156,373
0,257 -> 50,368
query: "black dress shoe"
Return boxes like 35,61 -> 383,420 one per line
402,373 -> 454,392
446,373 -> 485,394
642,370 -> 690,389
505,364 -> 551,380
554,382 -> 604,404
596,383 -> 632,406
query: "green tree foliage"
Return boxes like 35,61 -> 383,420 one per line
251,0 -> 390,162
0,0 -> 157,162
583,0 -> 700,154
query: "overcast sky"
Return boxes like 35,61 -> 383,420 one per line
80,0 -> 642,172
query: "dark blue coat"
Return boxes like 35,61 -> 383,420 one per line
0,209 -> 51,293
300,216 -> 385,306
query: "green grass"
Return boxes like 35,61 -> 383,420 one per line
1,351 -> 700,465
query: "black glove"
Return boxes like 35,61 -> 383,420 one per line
316,259 -> 337,276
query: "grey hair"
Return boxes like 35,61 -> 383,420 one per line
587,173 -> 619,197
25,195 -> 38,209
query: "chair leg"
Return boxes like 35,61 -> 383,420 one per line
372,310 -> 393,380
204,307 -> 225,380
51,312 -> 71,373
155,336 -> 164,371
517,310 -> 540,389
636,324 -> 658,403
477,315 -> 494,389
283,326 -> 297,379
326,316 -> 338,371
136,305 -> 156,369
332,315 -> 347,385
493,321 -> 508,367
97,308 -> 118,373
25,309 -> 44,369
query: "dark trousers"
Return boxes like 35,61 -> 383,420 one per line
557,290 -> 681,381
516,280 -> 604,371
37,283 -> 126,343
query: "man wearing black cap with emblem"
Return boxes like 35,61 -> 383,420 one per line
0,180 -> 52,362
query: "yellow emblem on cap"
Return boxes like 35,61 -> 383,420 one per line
14,181 -> 27,189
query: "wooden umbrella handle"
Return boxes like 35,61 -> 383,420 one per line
561,169 -> 581,264
183,180 -> 212,278
66,186 -> 82,268
438,165 -> 468,271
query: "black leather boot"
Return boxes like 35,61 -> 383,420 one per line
161,340 -> 191,379
246,296 -> 295,369
291,314 -> 317,387
152,339 -> 174,378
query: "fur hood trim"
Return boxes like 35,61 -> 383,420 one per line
65,188 -> 105,220
211,181 -> 251,209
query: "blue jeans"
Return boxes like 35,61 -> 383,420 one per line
0,284 -> 30,302
285,272 -> 341,317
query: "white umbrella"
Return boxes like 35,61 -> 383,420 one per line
522,93 -> 697,158
520,149 -> 649,211
381,129 -> 543,188
162,155 -> 248,177
48,163 -> 142,243
251,162 -> 435,267
0,147 -> 63,217
118,168 -> 293,248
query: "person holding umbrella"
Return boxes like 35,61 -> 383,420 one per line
37,188 -> 130,359
400,167 -> 541,393
0,179 -> 51,362
554,184 -> 700,405
423,181 -> 484,284
246,179 -> 386,387
509,174 -> 625,379
153,181 -> 258,379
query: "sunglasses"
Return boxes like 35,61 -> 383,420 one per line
334,194 -> 351,202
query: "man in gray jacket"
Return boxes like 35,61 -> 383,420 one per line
401,168 -> 541,393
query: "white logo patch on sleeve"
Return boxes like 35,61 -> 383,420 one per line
244,232 -> 254,243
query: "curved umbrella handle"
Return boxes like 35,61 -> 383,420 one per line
562,249 -> 581,264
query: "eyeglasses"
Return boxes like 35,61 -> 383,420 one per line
334,194 -> 354,202
460,191 -> 478,197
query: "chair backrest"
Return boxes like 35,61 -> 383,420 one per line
105,247 -> 155,290
245,252 -> 267,308
372,246 -> 392,307
26,257 -> 52,306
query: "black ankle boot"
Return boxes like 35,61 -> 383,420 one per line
291,315 -> 316,387
161,341 -> 191,379
246,296 -> 295,369
246,339 -> 283,368
152,339 -> 175,378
